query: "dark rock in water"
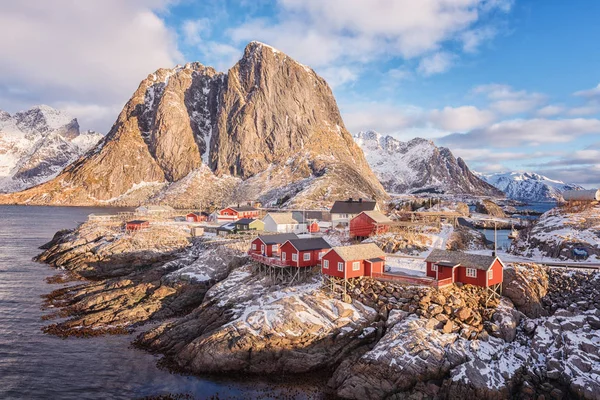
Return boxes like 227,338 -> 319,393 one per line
38,228 -> 72,250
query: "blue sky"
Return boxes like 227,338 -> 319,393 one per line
0,0 -> 598,186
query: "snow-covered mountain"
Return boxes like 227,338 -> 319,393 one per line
479,171 -> 583,202
0,105 -> 103,193
353,130 -> 502,196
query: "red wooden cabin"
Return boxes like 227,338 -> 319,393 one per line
350,211 -> 392,239
126,220 -> 149,232
218,205 -> 260,222
425,249 -> 504,288
321,243 -> 386,279
249,233 -> 299,257
279,238 -> 331,268
186,212 -> 208,222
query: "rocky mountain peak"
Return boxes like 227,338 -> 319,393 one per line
0,41 -> 387,207
353,130 -> 502,196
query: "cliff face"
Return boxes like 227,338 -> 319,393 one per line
0,42 -> 386,207
354,131 -> 503,197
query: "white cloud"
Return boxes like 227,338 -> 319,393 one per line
417,52 -> 455,76
473,84 -> 546,114
387,67 -> 412,81
429,106 -> 495,131
566,105 -> 600,116
182,18 -> 211,45
574,83 -> 600,100
0,0 -> 182,132
440,118 -> 600,148
461,26 -> 497,53
319,66 -> 360,89
536,104 -> 565,117
341,102 -> 423,136
228,0 -> 511,70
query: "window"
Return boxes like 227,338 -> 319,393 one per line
352,261 -> 360,271
318,252 -> 323,260
323,260 -> 329,269
252,243 -> 256,250
466,268 -> 477,278
488,269 -> 493,279
261,245 -> 265,253
431,264 -> 438,272
303,253 -> 310,261
292,253 -> 298,262
338,262 -> 344,272
282,252 -> 286,261
273,244 -> 279,252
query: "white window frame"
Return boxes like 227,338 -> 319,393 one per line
431,264 -> 438,272
318,252 -> 323,260
282,252 -> 286,261
352,261 -> 360,271
488,269 -> 493,279
337,262 -> 344,272
273,244 -> 279,252
252,243 -> 257,250
292,253 -> 298,262
323,260 -> 329,269
261,244 -> 265,253
303,253 -> 310,261
466,268 -> 477,278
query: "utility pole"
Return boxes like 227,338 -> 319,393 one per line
494,221 -> 497,256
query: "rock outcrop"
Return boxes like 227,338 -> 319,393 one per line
502,263 -> 548,318
0,42 -> 387,208
353,131 -> 503,196
475,199 -> 507,218
511,203 -> 600,261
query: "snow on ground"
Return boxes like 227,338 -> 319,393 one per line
385,257 -> 426,277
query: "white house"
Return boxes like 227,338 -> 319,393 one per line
262,212 -> 307,233
330,198 -> 379,227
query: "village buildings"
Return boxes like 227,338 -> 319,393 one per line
234,218 -> 265,232
263,212 -> 305,233
218,205 -> 261,222
135,205 -> 174,215
186,212 -> 209,222
125,220 -> 149,232
279,237 -> 331,268
330,198 -> 378,227
250,233 -> 299,257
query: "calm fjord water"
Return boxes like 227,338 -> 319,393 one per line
0,206 -> 324,399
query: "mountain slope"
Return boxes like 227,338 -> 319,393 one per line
353,131 -> 502,196
0,105 -> 103,193
479,171 -> 583,202
0,42 -> 387,208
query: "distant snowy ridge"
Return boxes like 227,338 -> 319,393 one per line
353,130 -> 502,197
0,105 -> 103,193
478,171 -> 583,202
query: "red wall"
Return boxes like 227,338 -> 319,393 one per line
279,242 -> 326,267
126,221 -> 149,231
455,266 -> 486,287
309,222 -> 320,233
365,260 -> 384,276
426,262 -> 453,280
321,251 -> 346,278
487,259 -> 504,286
186,213 -> 207,222
350,213 -> 390,238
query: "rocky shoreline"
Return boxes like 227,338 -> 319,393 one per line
37,222 -> 600,399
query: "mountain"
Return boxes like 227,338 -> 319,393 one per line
479,171 -> 583,202
0,42 -> 387,208
353,130 -> 502,196
0,105 -> 103,193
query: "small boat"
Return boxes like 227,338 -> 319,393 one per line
508,223 -> 519,239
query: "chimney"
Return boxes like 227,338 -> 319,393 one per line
492,251 -> 496,258
359,198 -> 363,203
348,197 -> 353,203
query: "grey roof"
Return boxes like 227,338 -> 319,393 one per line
331,243 -> 385,262
291,211 -> 330,223
127,220 -> 148,224
235,218 -> 256,225
287,237 -> 332,251
330,199 -> 377,214
229,205 -> 259,212
258,233 -> 299,245
425,249 -> 499,271
367,257 -> 385,263
359,210 -> 393,224
264,212 -> 298,225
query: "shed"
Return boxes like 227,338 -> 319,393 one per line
350,210 -> 392,239
321,243 -> 386,279
191,227 -> 205,237
186,212 -> 209,222
235,218 -> 265,231
425,249 -> 504,288
126,220 -> 149,232
249,233 -> 299,257
279,237 -> 332,268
